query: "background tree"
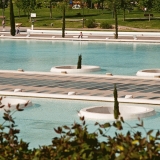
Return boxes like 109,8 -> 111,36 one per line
77,54 -> 82,69
62,5 -> 65,37
92,0 -> 105,10
44,0 -> 55,18
0,0 -> 2,8
107,0 -> 120,39
106,0 -> 115,18
0,0 -> 9,17
15,0 -> 23,17
114,3 -> 118,39
0,0 -> 9,8
153,0 -> 160,12
44,0 -> 62,18
56,1 -> 69,37
21,0 -> 36,19
138,0 -> 154,21
10,0 -> 15,36
120,0 -> 132,21
113,84 -> 120,120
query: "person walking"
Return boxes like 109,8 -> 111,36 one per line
78,31 -> 83,38
2,18 -> 5,30
16,26 -> 20,34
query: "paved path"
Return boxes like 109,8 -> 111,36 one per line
0,71 -> 159,103
1,26 -> 160,43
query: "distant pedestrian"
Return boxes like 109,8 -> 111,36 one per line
78,31 -> 83,38
2,18 -> 5,29
16,26 -> 20,34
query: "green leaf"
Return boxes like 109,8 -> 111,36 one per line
0,155 -> 5,160
141,120 -> 144,127
25,101 -> 29,106
100,142 -> 105,149
8,103 -> 11,108
0,105 -> 5,108
63,125 -> 70,130
147,130 -> 153,135
80,116 -> 84,121
0,124 -> 4,130
149,135 -> 155,141
120,116 -> 124,123
156,130 -> 160,137
98,128 -> 103,135
103,122 -> 111,128
16,104 -> 24,111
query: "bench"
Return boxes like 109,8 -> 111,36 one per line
26,34 -> 56,38
73,36 -> 88,38
144,14 -> 153,17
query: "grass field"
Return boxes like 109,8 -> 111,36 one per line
2,5 -> 160,30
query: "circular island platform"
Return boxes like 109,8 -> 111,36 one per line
0,97 -> 32,111
78,106 -> 155,120
136,69 -> 160,78
50,65 -> 101,74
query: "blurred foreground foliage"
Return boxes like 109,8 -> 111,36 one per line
0,98 -> 160,160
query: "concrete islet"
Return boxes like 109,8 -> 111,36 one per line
79,106 -> 155,120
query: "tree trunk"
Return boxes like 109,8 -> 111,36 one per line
10,0 -> 15,36
82,5 -> 84,28
90,0 -> 92,9
77,55 -> 82,69
114,5 -> 118,39
123,8 -> 125,21
113,84 -> 120,120
50,2 -> 52,18
112,10 -> 114,18
28,11 -> 30,19
18,8 -> 20,17
62,6 -> 65,38
102,1 -> 104,10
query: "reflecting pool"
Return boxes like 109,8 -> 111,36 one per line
0,40 -> 160,75
0,39 -> 160,149
0,97 -> 160,149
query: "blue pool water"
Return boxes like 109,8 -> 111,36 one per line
0,39 -> 160,148
0,39 -> 160,75
0,97 -> 160,149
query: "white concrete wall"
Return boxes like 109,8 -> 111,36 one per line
27,29 -> 160,37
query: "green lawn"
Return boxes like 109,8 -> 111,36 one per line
2,5 -> 160,30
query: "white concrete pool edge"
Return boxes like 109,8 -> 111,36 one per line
0,91 -> 160,105
0,70 -> 160,81
1,34 -> 160,43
